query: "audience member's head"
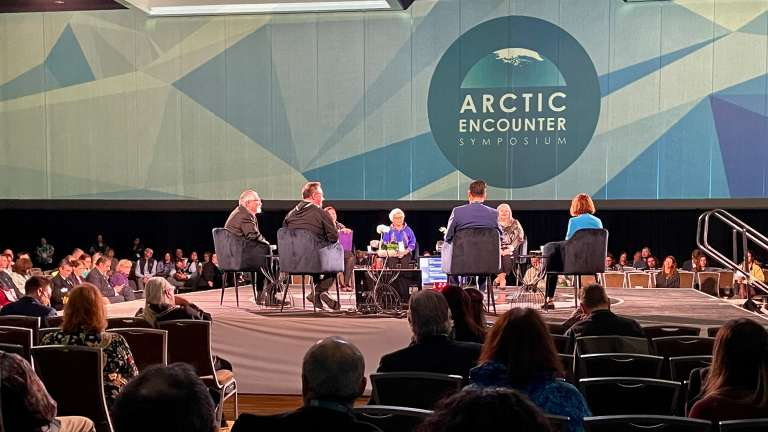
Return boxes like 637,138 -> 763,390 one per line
569,193 -> 595,216
479,308 -> 563,385
0,254 -> 9,270
92,252 -> 103,267
302,336 -> 365,406
80,253 -> 92,269
697,255 -> 709,270
441,285 -> 484,342
663,256 -> 677,274
418,387 -> 551,432
605,253 -> 614,268
96,234 -> 104,244
144,248 -> 154,259
71,248 -> 84,260
24,276 -> 52,306
112,363 -> 216,432
468,179 -> 487,201
618,251 -> 628,265
174,249 -> 184,260
106,248 -> 115,258
747,250 -> 757,265
145,277 -> 174,305
703,318 -> 768,407
646,256 -> 658,269
189,251 -> 198,262
408,289 -> 452,341
116,259 -> 132,275
641,247 -> 651,258
62,283 -> 107,334
302,181 -> 324,206
72,259 -> 86,277
161,252 -> 172,263
3,249 -> 13,261
58,259 -> 73,279
95,256 -> 111,274
580,283 -> 610,313
13,257 -> 32,276
632,251 -> 642,263
203,252 -> 211,262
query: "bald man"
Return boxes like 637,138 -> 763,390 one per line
225,189 -> 273,304
232,337 -> 377,432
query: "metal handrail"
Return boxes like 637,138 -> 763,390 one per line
697,209 -> 768,296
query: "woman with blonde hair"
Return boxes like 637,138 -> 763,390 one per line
41,283 -> 138,406
541,193 -> 603,309
496,204 -> 524,287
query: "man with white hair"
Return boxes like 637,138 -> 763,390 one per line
232,337 -> 378,432
226,189 -> 273,304
376,290 -> 481,383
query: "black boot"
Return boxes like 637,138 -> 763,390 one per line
320,292 -> 340,311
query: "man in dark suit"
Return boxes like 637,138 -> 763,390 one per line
565,283 -> 644,346
283,182 -> 340,310
232,337 -> 377,432
377,290 -> 481,383
50,259 -> 75,311
225,189 -> 274,305
86,257 -> 132,303
443,179 -> 501,287
0,276 -> 57,327
0,253 -> 22,300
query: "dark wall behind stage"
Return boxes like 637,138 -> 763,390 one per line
2,205 -> 767,269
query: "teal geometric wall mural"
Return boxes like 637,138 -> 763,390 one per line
3,1 -> 768,201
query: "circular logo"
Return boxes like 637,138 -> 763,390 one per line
428,16 -> 601,188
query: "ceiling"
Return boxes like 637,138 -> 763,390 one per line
0,0 -> 127,13
121,0 -> 414,15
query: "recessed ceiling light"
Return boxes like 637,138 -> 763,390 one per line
53,0 -> 65,4
148,1 -> 391,15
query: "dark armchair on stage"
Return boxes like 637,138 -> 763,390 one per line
546,228 -> 609,308
441,228 -> 501,313
212,228 -> 269,307
276,228 -> 344,312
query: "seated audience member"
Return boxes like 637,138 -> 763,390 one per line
51,259 -> 76,310
68,259 -> 87,286
0,276 -> 57,326
10,256 -> 33,293
646,256 -> 659,270
131,238 -> 144,261
564,283 -> 644,344
605,253 -> 619,271
618,251 -> 629,268
86,257 -> 133,303
737,250 -> 764,299
142,277 -> 211,326
89,234 -> 109,255
174,248 -> 185,264
522,257 -> 546,290
79,253 -> 92,277
419,387 -> 551,432
200,253 -> 224,289
441,285 -> 485,343
655,256 -> 681,288
469,308 -> 590,432
0,278 -> 18,307
109,259 -> 135,293
105,248 -> 118,277
464,288 -> 486,334
156,252 -> 174,278
186,251 -> 200,274
3,249 -> 14,266
0,253 -> 22,300
41,283 -> 139,407
168,259 -> 195,289
36,237 -> 55,267
689,318 -> 768,422
233,337 -> 378,432
0,351 -> 95,432
377,290 -> 482,381
71,248 -> 84,261
135,248 -> 158,291
682,249 -> 703,271
632,251 -> 647,270
111,363 -> 215,432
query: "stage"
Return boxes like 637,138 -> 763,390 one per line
105,285 -> 767,394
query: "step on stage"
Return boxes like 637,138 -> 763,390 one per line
105,286 -> 767,394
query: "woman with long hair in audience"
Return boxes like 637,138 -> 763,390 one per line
10,256 -> 33,291
440,285 -> 485,343
655,256 -> 680,288
156,252 -> 174,278
79,253 -> 92,277
737,250 -> 765,299
541,193 -> 603,309
41,283 -> 139,407
689,318 -> 768,421
469,308 -> 590,431
496,203 -> 525,287
618,251 -> 628,268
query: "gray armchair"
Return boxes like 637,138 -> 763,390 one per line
545,228 -> 609,308
212,228 -> 270,307
276,228 -> 344,312
441,228 -> 501,313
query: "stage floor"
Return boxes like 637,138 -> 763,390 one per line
105,286 -> 766,394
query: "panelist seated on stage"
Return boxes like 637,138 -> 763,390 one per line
381,208 -> 417,267
283,181 -> 340,310
443,179 -> 500,287
376,290 -> 482,382
233,337 -> 378,432
497,203 -> 525,287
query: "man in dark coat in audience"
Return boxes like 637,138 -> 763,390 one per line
232,337 -> 379,432
377,289 -> 481,384
86,257 -> 132,303
0,276 -> 57,327
50,259 -> 75,311
565,283 -> 645,346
